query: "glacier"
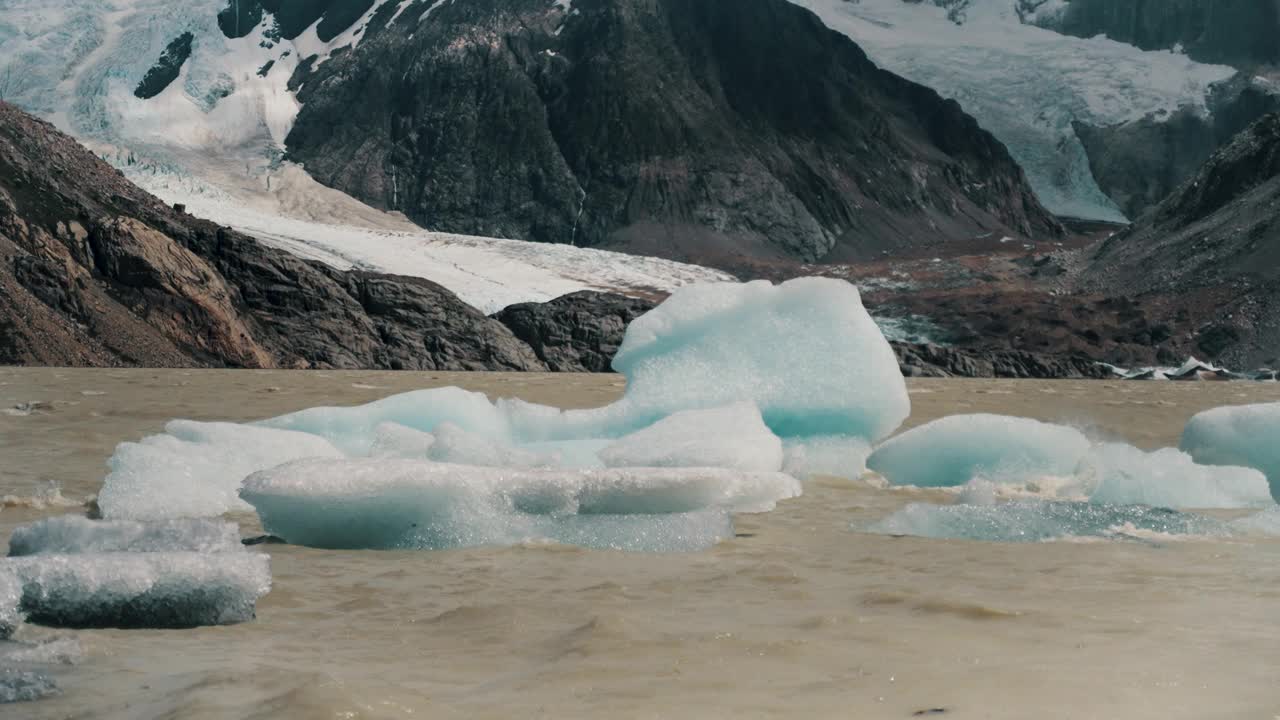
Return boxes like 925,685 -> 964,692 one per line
1181,403 -> 1280,503
791,0 -> 1238,222
0,0 -> 735,314
96,278 -> 900,549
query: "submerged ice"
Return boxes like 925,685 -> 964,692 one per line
8,516 -> 242,556
98,278 -> 902,550
868,501 -> 1228,543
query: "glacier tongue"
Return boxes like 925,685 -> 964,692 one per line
790,0 -> 1237,222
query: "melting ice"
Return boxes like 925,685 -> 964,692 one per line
97,278 -> 907,551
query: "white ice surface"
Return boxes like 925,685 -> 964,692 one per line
97,420 -> 344,519
790,0 -> 1237,222
1182,403 -> 1280,502
0,569 -> 20,640
866,414 -> 1091,488
240,458 -> 800,551
599,403 -> 784,473
1078,443 -> 1272,510
2,552 -> 270,628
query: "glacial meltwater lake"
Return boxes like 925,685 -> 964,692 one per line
2,368 -> 1280,719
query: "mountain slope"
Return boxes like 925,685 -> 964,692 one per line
1085,113 -> 1280,367
792,0 -> 1255,222
283,0 -> 1060,265
0,101 -> 545,370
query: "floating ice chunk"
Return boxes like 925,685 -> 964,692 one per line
1079,444 -> 1272,509
240,458 -> 800,550
8,517 -> 242,557
1181,403 -> 1280,502
98,420 -> 345,519
612,278 -> 909,441
4,553 -> 271,628
866,415 -> 1091,487
781,436 -> 872,481
0,669 -> 58,704
0,637 -> 84,666
867,501 -> 1227,543
599,403 -> 783,473
260,386 -> 508,454
369,422 -> 436,459
0,570 -> 20,640
428,423 -> 558,468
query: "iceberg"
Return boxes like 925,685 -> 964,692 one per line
0,570 -> 20,640
1181,403 -> 1280,502
599,403 -> 784,473
1079,444 -> 1272,509
239,459 -> 801,551
3,553 -> 271,629
866,414 -> 1091,488
98,420 -> 344,519
98,279 -> 900,549
8,516 -> 242,557
781,436 -> 873,481
0,669 -> 58,704
868,501 -> 1228,543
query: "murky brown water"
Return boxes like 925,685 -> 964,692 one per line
2,368 -> 1280,719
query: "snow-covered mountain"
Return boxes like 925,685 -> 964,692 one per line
794,0 -> 1245,222
0,0 -> 731,310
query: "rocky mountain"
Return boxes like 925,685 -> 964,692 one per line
281,0 -> 1060,266
1033,0 -> 1280,69
1085,112 -> 1280,367
0,101 -> 544,371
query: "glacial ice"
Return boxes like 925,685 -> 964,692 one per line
239,459 -> 801,551
781,437 -> 873,481
0,669 -> 58,704
2,553 -> 271,628
99,278 -> 898,551
598,403 -> 784,473
1181,403 -> 1280,502
866,414 -> 1091,487
8,516 -> 242,557
868,501 -> 1228,543
610,278 -> 909,441
0,570 -> 20,640
97,420 -> 344,519
1078,444 -> 1272,509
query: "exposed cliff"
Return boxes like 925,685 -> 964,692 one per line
283,0 -> 1060,266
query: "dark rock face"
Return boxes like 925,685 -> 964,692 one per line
284,0 -> 1060,266
892,342 -> 1113,379
134,33 -> 194,100
1086,113 -> 1280,367
493,291 -> 657,372
218,0 -> 377,42
0,101 -> 545,371
1073,77 -> 1280,219
1038,0 -> 1280,69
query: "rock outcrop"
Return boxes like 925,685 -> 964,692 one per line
1035,0 -> 1280,69
493,291 -> 656,372
1085,112 -> 1280,367
283,0 -> 1060,266
0,102 -> 545,371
